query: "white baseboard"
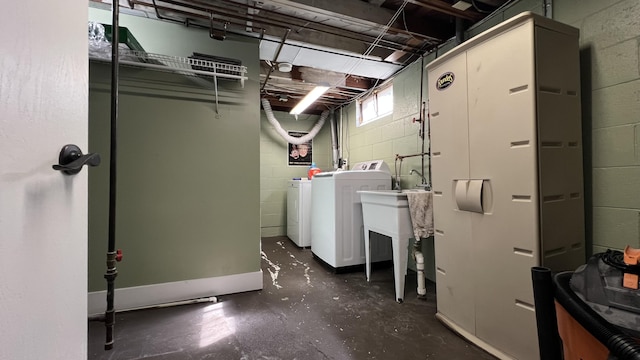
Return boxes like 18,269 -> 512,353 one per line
88,270 -> 263,316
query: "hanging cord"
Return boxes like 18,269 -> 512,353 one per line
600,250 -> 640,275
471,0 -> 493,13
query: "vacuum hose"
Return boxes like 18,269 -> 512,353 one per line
553,271 -> 640,359
531,267 -> 562,360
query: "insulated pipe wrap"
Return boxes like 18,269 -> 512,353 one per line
261,98 -> 328,145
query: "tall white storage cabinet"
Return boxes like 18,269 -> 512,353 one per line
287,179 -> 312,247
427,13 -> 585,360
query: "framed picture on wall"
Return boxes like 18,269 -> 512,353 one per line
288,131 -> 312,166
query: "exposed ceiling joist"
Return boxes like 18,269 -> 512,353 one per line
92,0 -> 509,114
404,0 -> 483,21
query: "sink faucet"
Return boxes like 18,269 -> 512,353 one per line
410,169 -> 427,185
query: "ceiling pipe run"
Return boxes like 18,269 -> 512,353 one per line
216,0 -> 441,44
404,0 -> 482,21
131,0 -> 434,55
261,28 -> 292,92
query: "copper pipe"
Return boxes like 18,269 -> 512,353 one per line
396,152 -> 430,160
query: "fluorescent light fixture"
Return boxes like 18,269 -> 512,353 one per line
452,0 -> 472,10
289,85 -> 330,115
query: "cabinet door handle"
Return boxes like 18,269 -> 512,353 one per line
52,144 -> 101,175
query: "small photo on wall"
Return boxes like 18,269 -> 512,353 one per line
288,131 -> 312,166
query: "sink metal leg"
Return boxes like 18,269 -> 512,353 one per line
392,234 -> 410,303
364,228 -> 371,282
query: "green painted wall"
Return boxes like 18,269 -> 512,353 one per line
88,8 -> 261,291
342,60 -> 428,190
260,111 -> 332,237
554,0 -> 640,254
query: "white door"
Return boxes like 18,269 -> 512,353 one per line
466,22 -> 540,360
428,51 -> 476,332
0,1 -> 88,359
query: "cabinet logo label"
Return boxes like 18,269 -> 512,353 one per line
436,72 -> 454,90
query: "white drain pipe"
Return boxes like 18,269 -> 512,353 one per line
413,240 -> 427,298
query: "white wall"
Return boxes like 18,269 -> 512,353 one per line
0,0 -> 88,359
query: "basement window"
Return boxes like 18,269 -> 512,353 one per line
356,84 -> 393,127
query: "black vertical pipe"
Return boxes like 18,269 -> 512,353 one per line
104,0 -> 120,351
455,18 -> 464,45
531,267 -> 563,360
419,56 -> 425,180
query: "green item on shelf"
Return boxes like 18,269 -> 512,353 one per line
102,24 -> 145,52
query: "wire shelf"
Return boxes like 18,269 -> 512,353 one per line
89,48 -> 248,114
90,49 -> 248,87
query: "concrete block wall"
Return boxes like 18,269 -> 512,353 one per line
554,0 -> 640,254
341,60 -> 428,190
260,110 -> 332,237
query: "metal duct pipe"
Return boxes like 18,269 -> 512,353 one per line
105,0 -> 120,351
544,0 -> 553,18
339,107 -> 345,168
329,111 -> 339,170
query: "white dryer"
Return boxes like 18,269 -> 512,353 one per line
311,160 -> 392,270
287,179 -> 312,247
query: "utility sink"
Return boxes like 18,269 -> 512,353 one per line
359,189 -> 427,227
358,189 -> 428,302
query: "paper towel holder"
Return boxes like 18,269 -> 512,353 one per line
454,179 -> 492,214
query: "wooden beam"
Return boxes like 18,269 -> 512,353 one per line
405,0 -> 483,21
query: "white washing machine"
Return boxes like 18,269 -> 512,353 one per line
287,179 -> 312,247
311,160 -> 393,270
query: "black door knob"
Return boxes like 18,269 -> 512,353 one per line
52,144 -> 101,175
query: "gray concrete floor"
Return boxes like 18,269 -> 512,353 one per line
88,236 -> 496,359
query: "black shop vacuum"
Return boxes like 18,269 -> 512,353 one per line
571,247 -> 640,339
532,246 -> 640,360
